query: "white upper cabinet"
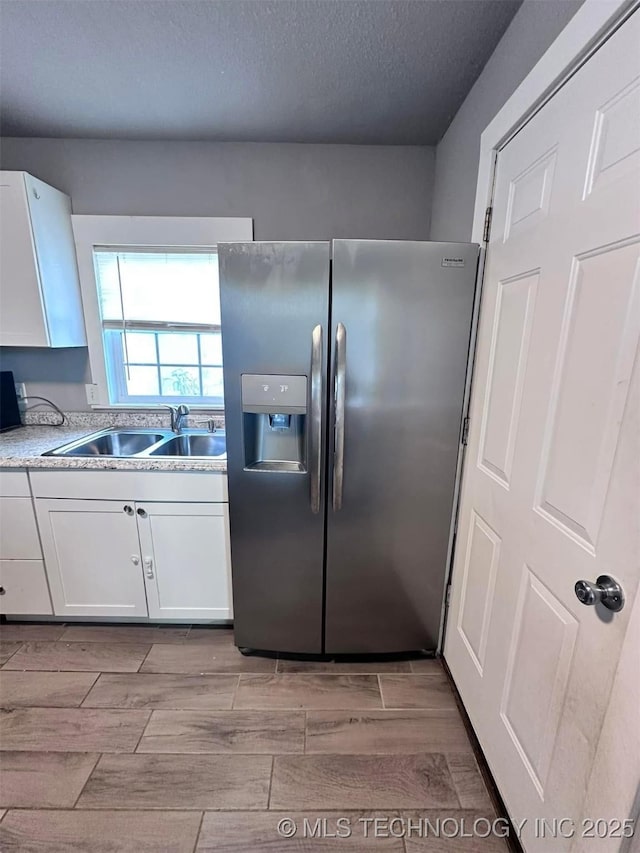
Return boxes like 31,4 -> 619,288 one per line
0,171 -> 86,347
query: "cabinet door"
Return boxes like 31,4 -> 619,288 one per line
0,497 -> 42,560
35,499 -> 147,617
0,172 -> 85,348
23,173 -> 86,348
0,561 -> 53,615
0,172 -> 49,346
136,502 -> 232,620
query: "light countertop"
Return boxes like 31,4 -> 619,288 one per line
0,424 -> 227,473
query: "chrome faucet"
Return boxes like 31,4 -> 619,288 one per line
165,404 -> 190,434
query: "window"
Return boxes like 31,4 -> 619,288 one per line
71,216 -> 253,407
94,250 -> 224,405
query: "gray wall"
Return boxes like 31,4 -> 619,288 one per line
0,139 -> 434,239
429,0 -> 584,242
0,140 -> 434,410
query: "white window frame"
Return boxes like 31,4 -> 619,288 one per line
72,216 -> 253,408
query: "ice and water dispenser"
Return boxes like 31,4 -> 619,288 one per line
241,374 -> 308,472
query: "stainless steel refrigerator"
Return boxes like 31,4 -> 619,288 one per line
219,240 -> 479,655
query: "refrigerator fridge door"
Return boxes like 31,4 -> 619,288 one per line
219,242 -> 330,654
325,240 -> 479,653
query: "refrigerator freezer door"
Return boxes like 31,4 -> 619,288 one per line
219,242 -> 330,654
326,240 -> 479,653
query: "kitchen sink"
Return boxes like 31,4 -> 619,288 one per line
43,428 -> 226,459
149,433 -> 226,457
45,430 -> 166,457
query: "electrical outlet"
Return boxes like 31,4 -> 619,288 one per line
85,383 -> 100,405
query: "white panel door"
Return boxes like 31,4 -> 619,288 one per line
445,13 -> 640,851
135,502 -> 232,620
36,499 -> 148,617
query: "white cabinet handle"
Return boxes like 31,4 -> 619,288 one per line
144,557 -> 154,579
130,555 -> 140,565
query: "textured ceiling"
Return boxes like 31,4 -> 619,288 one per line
0,0 -> 522,144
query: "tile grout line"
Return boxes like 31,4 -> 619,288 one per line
443,752 -> 464,810
77,672 -> 101,708
377,673 -> 385,709
192,810 -> 205,853
266,755 -> 275,810
132,710 -> 154,753
303,709 -> 307,754
136,644 -> 154,673
216,704 -> 388,711
0,641 -> 26,669
400,810 -> 409,853
230,674 -> 240,710
70,751 -> 102,809
2,805 -> 230,813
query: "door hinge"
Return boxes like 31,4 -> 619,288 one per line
462,416 -> 470,446
483,206 -> 493,243
445,585 -> 452,607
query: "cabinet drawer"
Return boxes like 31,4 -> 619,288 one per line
0,560 -> 53,615
30,469 -> 228,502
0,469 -> 31,498
0,497 -> 42,560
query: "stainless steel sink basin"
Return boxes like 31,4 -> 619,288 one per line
45,430 -> 166,457
44,428 -> 226,459
149,433 -> 226,457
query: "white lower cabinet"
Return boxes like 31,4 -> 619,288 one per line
0,560 -> 52,615
33,477 -> 232,622
35,499 -> 148,618
136,502 -> 232,620
0,472 -> 53,616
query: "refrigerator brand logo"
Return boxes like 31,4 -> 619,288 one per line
441,257 -> 465,268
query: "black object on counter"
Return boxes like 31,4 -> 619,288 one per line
0,370 -> 22,432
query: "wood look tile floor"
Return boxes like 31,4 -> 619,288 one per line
0,623 -> 506,852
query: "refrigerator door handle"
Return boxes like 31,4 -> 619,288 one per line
333,322 -> 346,511
310,324 -> 323,513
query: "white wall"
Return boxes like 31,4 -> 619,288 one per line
0,139 -> 434,410
429,0 -> 584,242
